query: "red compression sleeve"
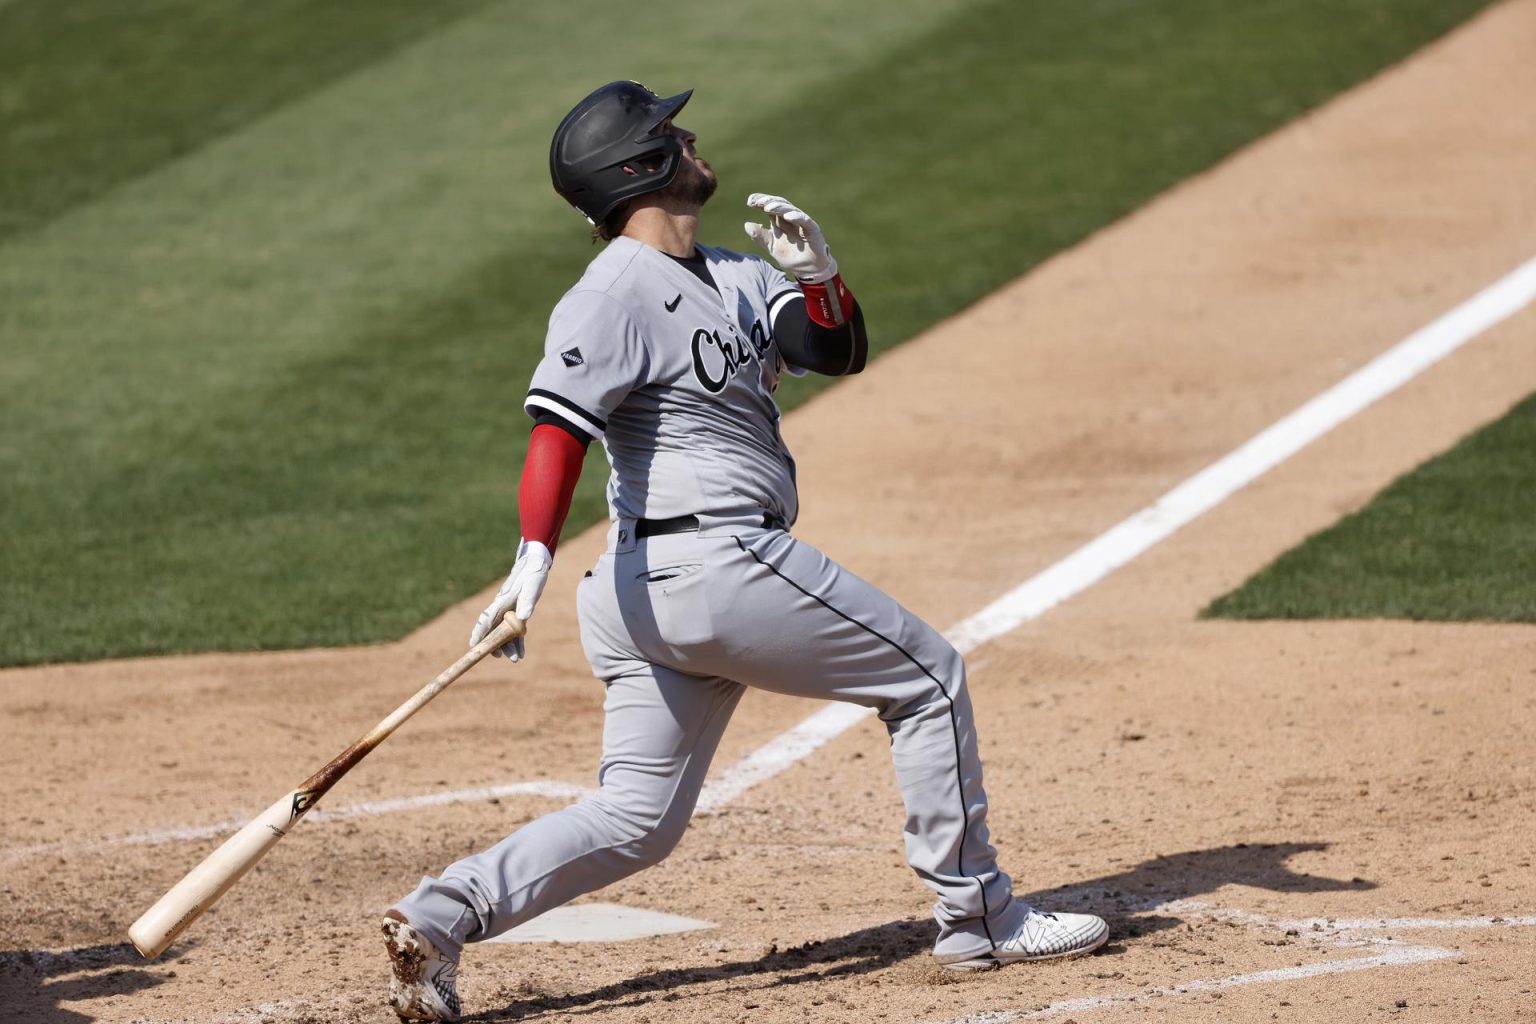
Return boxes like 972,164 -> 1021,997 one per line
518,423 -> 587,553
800,273 -> 857,329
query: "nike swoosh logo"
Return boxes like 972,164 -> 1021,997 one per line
664,294 -> 682,312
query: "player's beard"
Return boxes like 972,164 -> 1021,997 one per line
661,154 -> 717,208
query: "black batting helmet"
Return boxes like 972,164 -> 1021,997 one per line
549,81 -> 693,224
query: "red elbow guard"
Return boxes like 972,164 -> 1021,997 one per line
801,274 -> 856,329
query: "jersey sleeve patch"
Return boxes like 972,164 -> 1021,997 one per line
525,290 -> 650,442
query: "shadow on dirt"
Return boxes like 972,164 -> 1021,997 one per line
471,841 -> 1372,1021
0,843 -> 1368,1020
0,941 -> 184,1024
1026,839 -> 1373,940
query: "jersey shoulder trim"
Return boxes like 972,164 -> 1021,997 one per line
768,287 -> 801,323
531,409 -> 594,448
526,388 -> 606,441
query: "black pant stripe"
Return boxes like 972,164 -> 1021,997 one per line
731,536 -> 994,946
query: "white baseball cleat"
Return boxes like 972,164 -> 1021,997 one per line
937,907 -> 1109,971
383,910 -> 462,1022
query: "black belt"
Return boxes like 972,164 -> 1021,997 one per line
634,514 -> 701,538
634,512 -> 781,538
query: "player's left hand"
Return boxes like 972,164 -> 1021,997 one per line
470,539 -> 553,661
744,193 -> 838,284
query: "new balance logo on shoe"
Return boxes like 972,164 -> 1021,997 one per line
561,348 -> 584,367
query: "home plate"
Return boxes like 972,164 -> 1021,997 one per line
484,903 -> 715,943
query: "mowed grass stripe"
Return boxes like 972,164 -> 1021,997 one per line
1205,392 -> 1536,622
0,0 -> 1498,665
0,0 -> 496,243
0,0 -> 973,430
0,0 -> 980,663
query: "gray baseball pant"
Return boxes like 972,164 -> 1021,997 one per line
394,518 -> 1023,963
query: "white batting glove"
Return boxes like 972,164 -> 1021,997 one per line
743,193 -> 839,284
469,539 -> 552,661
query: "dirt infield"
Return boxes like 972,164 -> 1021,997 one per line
3,2 -> 1534,1021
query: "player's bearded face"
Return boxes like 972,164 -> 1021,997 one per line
658,122 -> 716,207
668,153 -> 717,206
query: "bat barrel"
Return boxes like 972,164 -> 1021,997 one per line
127,613 -> 526,958
129,791 -> 304,958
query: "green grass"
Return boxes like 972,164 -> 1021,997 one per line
0,0 -> 1496,665
1204,393 -> 1536,622
0,0 -> 497,243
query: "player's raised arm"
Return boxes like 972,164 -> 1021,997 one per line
745,193 -> 868,376
467,419 -> 588,661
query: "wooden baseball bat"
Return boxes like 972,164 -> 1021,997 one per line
127,614 -> 527,959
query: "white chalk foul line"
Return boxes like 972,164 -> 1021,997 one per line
696,254 -> 1536,813
1287,914 -> 1536,932
1,780 -> 592,862
1157,899 -> 1536,937
695,703 -> 872,813
944,945 -> 1460,1024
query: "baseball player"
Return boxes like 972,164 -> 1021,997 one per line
382,81 -> 1107,1022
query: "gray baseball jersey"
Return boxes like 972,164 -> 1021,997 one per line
523,235 -> 806,526
394,235 -> 1025,972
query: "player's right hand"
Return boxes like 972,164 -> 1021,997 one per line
470,539 -> 553,661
